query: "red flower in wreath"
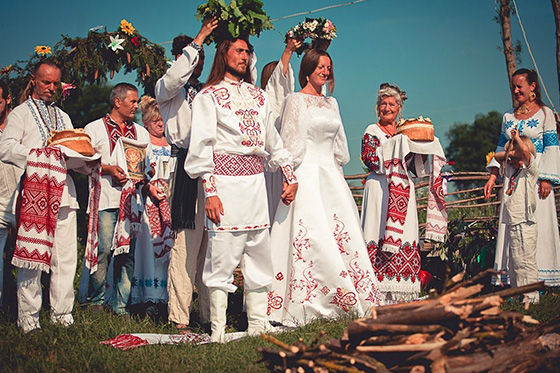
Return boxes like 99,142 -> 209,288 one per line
131,37 -> 140,47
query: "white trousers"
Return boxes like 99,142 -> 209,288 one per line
203,228 -> 272,293
506,221 -> 539,303
167,179 -> 210,325
17,207 -> 77,332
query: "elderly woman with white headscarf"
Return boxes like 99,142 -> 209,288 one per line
360,83 -> 423,304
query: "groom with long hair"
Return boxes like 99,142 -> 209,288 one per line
185,37 -> 298,342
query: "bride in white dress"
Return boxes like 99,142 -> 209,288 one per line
268,49 -> 382,327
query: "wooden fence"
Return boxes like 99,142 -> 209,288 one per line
345,171 -> 560,237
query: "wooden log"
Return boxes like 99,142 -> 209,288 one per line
370,304 -> 474,326
347,322 -> 447,336
329,352 -> 391,373
443,269 -> 500,294
355,341 -> 447,352
261,333 -> 300,354
482,281 -> 545,300
416,284 -> 483,311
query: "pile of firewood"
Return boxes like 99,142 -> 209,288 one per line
258,270 -> 560,372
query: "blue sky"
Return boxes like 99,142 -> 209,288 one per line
1,0 -> 558,174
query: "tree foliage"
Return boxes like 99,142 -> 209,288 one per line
445,111 -> 503,172
60,84 -> 113,129
0,19 -> 167,105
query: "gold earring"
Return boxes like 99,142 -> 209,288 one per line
306,76 -> 309,82
529,91 -> 536,102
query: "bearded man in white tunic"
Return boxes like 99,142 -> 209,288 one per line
185,38 -> 298,343
0,60 -> 78,332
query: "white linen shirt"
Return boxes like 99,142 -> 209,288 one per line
155,45 -> 200,148
84,118 -> 152,211
0,100 -> 78,208
185,78 -> 295,189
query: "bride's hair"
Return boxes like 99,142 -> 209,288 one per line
298,49 -> 335,94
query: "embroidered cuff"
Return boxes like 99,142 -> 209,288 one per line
202,174 -> 218,197
189,41 -> 202,52
281,164 -> 297,184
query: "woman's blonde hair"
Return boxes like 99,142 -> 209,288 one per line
139,95 -> 160,125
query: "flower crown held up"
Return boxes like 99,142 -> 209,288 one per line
196,0 -> 273,45
285,17 -> 337,55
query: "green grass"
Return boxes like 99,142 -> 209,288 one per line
1,290 -> 558,372
0,296 -> 351,373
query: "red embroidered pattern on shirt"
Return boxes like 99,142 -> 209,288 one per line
235,109 -> 264,148
333,214 -> 351,255
281,164 -> 297,184
330,288 -> 357,313
292,219 -> 310,262
361,133 -> 381,172
321,286 -> 330,295
340,270 -> 347,278
209,87 -> 231,109
275,272 -> 284,281
102,114 -> 137,154
213,153 -> 264,176
267,290 -> 283,316
202,175 -> 217,195
367,239 -> 421,283
246,85 -> 265,107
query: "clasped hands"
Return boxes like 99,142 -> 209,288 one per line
205,182 -> 299,225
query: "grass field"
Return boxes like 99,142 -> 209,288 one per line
1,288 -> 559,372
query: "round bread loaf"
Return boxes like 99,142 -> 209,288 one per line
396,116 -> 434,141
47,129 -> 95,157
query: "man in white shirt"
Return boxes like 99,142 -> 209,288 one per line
185,37 -> 298,342
155,18 -> 216,329
0,60 -> 78,332
81,83 -> 161,315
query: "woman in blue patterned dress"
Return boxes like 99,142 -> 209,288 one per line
130,96 -> 174,310
484,68 -> 560,287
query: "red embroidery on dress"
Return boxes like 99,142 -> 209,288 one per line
330,288 -> 357,312
246,85 -> 265,107
292,219 -> 310,262
281,164 -> 297,184
275,272 -> 284,281
235,109 -> 263,148
347,252 -> 373,294
298,261 -> 318,303
365,283 -> 383,305
213,153 -> 264,176
333,214 -> 351,255
339,270 -> 347,278
202,175 -> 217,195
267,290 -> 283,316
321,286 -> 330,295
288,261 -> 318,304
